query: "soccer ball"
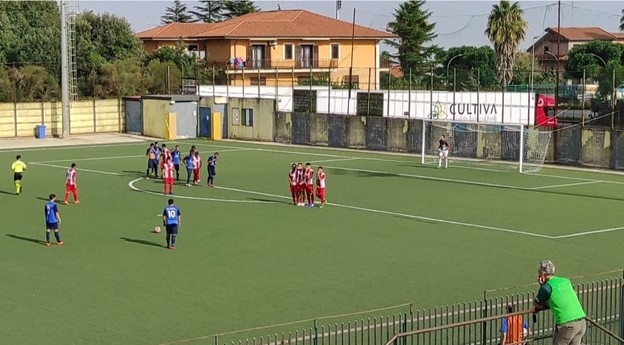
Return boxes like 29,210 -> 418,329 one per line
154,226 -> 161,233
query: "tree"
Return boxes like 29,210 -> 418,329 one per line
222,0 -> 259,20
190,0 -> 224,23
161,0 -> 194,24
144,60 -> 182,94
565,40 -> 624,81
6,65 -> 59,102
96,59 -> 145,98
386,0 -> 437,74
485,0 -> 527,87
441,46 -> 498,90
76,11 -> 144,97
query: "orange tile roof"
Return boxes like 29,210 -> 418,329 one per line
136,23 -> 217,40
136,10 -> 396,40
546,27 -> 615,41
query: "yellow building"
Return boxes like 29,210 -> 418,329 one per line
136,10 -> 396,89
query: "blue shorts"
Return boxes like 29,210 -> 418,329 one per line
174,163 -> 180,171
208,166 -> 216,176
46,222 -> 59,230
166,224 -> 179,235
148,159 -> 158,169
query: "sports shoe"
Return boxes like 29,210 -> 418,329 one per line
57,241 -> 64,246
169,246 -> 176,251
74,200 -> 80,204
319,205 -> 324,209
45,242 -> 51,247
63,201 -> 69,205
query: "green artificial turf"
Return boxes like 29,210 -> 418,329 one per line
1,139 -> 623,344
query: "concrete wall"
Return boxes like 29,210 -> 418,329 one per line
0,99 -> 123,138
142,99 -> 170,139
227,97 -> 275,141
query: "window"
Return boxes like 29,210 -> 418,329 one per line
188,44 -> 199,51
331,43 -> 340,59
241,108 -> 254,127
284,44 -> 294,60
250,77 -> 267,85
544,46 -> 549,52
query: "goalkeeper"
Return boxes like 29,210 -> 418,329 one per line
438,135 -> 449,169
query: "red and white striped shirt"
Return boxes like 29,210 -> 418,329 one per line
304,168 -> 314,186
289,169 -> 297,186
192,155 -> 201,169
161,148 -> 171,161
296,169 -> 305,185
163,162 -> 175,179
66,168 -> 77,186
316,172 -> 326,189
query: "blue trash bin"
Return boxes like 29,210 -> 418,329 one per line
35,125 -> 46,139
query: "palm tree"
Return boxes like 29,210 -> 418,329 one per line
485,0 -> 527,87
620,9 -> 624,31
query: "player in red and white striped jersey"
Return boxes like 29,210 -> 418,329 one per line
160,143 -> 171,178
288,163 -> 297,205
163,157 -> 175,194
304,163 -> 315,207
64,163 -> 79,205
316,166 -> 326,208
295,162 -> 306,206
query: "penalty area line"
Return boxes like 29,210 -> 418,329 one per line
127,178 -> 274,204
214,186 -> 554,239
30,162 -> 123,176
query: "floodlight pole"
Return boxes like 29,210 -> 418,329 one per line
60,0 -> 70,138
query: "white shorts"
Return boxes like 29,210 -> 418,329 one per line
439,149 -> 448,158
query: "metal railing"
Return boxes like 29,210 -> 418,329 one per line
212,277 -> 622,345
203,59 -> 340,71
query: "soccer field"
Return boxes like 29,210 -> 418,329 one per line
2,138 -> 623,345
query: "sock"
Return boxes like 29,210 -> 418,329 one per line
166,234 -> 171,247
291,192 -> 296,204
309,193 -> 314,205
73,191 -> 78,201
171,234 -> 177,247
176,171 -> 179,181
164,184 -> 167,193
46,231 -> 50,243
438,159 -> 442,167
146,168 -> 150,177
445,159 -> 448,168
170,184 -> 174,194
187,173 -> 191,184
15,181 -> 20,193
54,231 -> 61,242
64,191 -> 69,201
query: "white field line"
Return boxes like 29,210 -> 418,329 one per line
323,165 -> 529,190
0,141 -> 147,153
127,178 -> 274,204
526,181 -> 602,190
215,186 -> 554,239
31,155 -> 144,164
307,158 -> 360,164
29,162 -> 123,176
553,226 -> 624,239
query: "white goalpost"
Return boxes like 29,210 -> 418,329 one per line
420,118 -> 552,173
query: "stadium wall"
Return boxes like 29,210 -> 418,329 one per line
273,112 -> 623,170
0,99 -> 124,138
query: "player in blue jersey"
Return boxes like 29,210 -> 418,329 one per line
162,198 -> 181,250
171,145 -> 181,181
44,194 -> 64,247
206,152 -> 219,187
183,151 -> 194,186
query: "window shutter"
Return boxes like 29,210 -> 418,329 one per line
295,45 -> 301,68
246,44 -> 253,61
313,45 -> 319,67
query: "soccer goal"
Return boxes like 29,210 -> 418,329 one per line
420,118 -> 552,173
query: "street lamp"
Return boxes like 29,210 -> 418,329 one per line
446,54 -> 464,86
587,53 -> 606,67
530,35 -> 540,92
545,51 -> 560,118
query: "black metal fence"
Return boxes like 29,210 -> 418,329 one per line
209,277 -> 622,345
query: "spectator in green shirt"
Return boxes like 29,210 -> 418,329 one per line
533,260 -> 586,345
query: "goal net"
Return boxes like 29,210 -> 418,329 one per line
420,119 -> 552,173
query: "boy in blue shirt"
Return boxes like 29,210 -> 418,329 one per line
44,194 -> 64,247
206,152 -> 219,187
171,145 -> 181,181
183,151 -> 193,186
162,198 -> 181,250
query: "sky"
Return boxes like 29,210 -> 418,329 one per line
78,0 -> 624,51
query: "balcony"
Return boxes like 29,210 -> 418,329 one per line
213,59 -> 339,71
